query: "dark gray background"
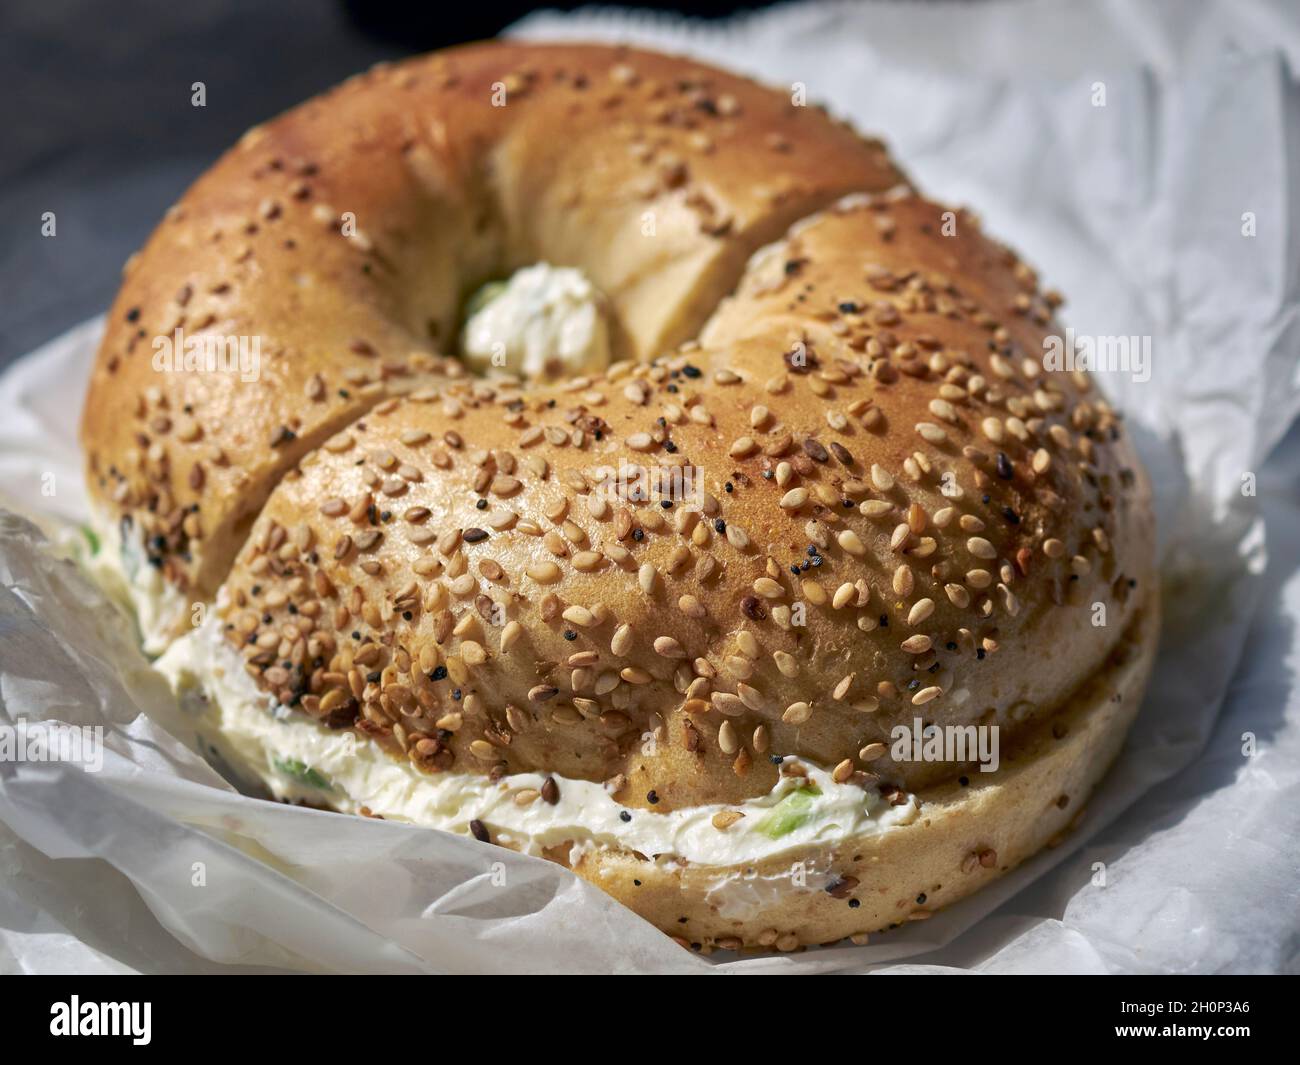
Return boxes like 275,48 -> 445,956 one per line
0,0 -> 761,368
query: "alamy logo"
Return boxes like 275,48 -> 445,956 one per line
49,997 -> 151,1045
890,717 -> 1000,773
0,720 -> 104,772
151,327 -> 261,382
1042,328 -> 1150,383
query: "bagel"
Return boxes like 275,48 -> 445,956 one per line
81,41 -> 1159,952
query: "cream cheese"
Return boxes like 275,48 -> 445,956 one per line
460,263 -> 611,380
85,507 -> 192,655
155,617 -> 919,867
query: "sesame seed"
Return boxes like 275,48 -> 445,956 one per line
837,529 -> 867,556
907,598 -> 935,626
999,584 -> 1021,615
893,564 -> 914,597
501,621 -> 522,652
780,487 -> 809,511
725,525 -> 750,549
654,636 -> 686,658
905,503 -> 927,535
679,594 -> 707,618
638,562 -> 657,595
711,692 -> 745,717
561,605 -> 597,627
611,624 -> 633,655
944,583 -> 971,608
802,438 -> 829,463
801,578 -> 826,604
526,561 -> 561,584
713,809 -> 744,829
929,398 -> 958,423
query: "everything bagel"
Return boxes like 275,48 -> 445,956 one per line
80,41 -> 1158,951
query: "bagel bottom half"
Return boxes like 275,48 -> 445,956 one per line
156,585 -> 1158,953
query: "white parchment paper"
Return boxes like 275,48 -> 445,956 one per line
2,0 -> 1298,973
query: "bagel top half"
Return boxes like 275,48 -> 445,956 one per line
80,41 -> 905,644
197,200 -> 1152,813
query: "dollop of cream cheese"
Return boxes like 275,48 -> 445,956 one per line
155,617 -> 919,868
460,263 -> 611,380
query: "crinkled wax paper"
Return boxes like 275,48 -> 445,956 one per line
2,0 -> 1298,972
